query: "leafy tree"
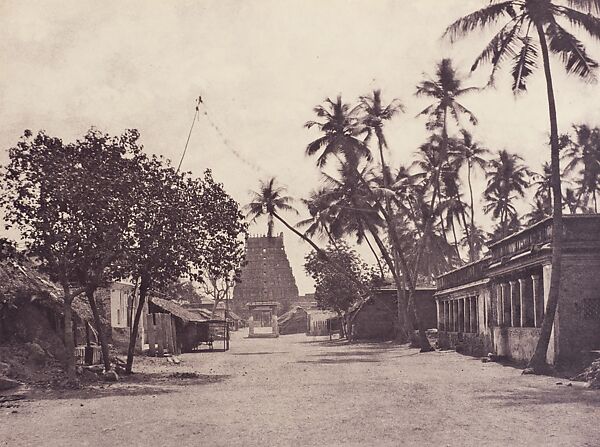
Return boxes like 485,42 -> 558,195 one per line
444,0 -> 600,373
2,128 -> 140,376
163,280 -> 205,305
195,171 -> 247,318
120,162 -> 246,373
304,241 -> 379,338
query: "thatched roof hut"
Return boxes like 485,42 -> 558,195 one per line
0,260 -> 92,321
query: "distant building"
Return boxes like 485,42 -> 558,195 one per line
435,215 -> 600,365
233,233 -> 299,317
346,287 -> 437,341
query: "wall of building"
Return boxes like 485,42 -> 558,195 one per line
557,256 -> 600,363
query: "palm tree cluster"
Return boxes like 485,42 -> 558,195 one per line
246,0 -> 600,369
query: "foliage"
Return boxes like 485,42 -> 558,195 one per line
304,241 -> 378,315
245,177 -> 297,237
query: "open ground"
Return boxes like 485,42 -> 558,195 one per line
1,331 -> 599,447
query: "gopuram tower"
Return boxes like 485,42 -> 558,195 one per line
233,233 -> 299,318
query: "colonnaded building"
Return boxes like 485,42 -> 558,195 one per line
435,215 -> 600,365
232,233 -> 300,319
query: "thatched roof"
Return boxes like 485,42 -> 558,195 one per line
278,306 -> 307,326
149,296 -> 208,323
0,260 -> 92,321
227,310 -> 242,322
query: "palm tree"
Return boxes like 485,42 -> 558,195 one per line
414,59 -> 478,274
532,162 -> 554,217
455,130 -> 489,260
358,89 -> 404,184
247,177 -> 374,301
305,96 -> 371,168
296,188 -> 339,245
445,0 -> 600,372
246,178 -> 297,237
416,58 -> 478,140
525,197 -> 552,225
484,149 -> 531,238
563,124 -> 600,212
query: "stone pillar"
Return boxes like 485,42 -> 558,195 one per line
436,301 -> 441,331
509,280 -> 519,327
542,263 -> 555,363
464,298 -> 470,333
531,274 -> 542,328
518,278 -> 528,327
453,300 -> 458,332
471,297 -> 477,333
248,314 -> 255,337
446,301 -> 450,331
496,284 -> 502,326
501,282 -> 510,326
272,313 -> 279,337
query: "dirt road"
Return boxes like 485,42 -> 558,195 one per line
1,331 -> 599,446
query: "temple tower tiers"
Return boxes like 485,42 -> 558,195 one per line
233,233 -> 300,318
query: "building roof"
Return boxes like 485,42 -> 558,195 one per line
149,296 -> 209,323
0,260 -> 93,321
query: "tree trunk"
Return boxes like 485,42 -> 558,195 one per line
467,162 -> 476,260
86,287 -> 111,372
267,214 -> 274,238
450,216 -> 461,263
273,211 -> 372,297
527,24 -> 564,373
62,285 -> 76,379
363,232 -> 385,278
126,279 -> 148,374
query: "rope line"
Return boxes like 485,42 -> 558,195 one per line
177,94 -> 269,176
176,97 -> 201,172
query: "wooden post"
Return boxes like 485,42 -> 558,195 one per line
147,314 -> 155,356
156,314 -> 164,357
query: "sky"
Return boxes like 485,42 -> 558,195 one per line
2,0 -> 600,294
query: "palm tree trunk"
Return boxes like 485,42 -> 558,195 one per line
364,220 -> 410,343
376,134 -> 411,343
527,24 -> 564,373
272,212 -> 372,298
467,161 -> 476,260
363,232 -> 385,278
450,216 -> 461,263
267,214 -> 274,237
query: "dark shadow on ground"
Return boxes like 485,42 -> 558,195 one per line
232,351 -> 288,356
307,350 -> 386,357
477,386 -> 600,407
297,358 -> 381,364
22,373 -> 231,402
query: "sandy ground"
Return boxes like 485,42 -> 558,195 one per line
1,330 -> 600,447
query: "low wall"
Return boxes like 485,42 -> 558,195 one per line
493,327 -> 541,363
438,331 -> 489,357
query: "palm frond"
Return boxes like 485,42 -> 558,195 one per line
511,36 -> 538,93
567,0 -> 600,14
444,1 -> 517,43
471,15 -> 524,73
560,6 -> 600,40
546,21 -> 598,80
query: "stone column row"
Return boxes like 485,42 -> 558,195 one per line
494,274 -> 545,328
438,297 -> 479,333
